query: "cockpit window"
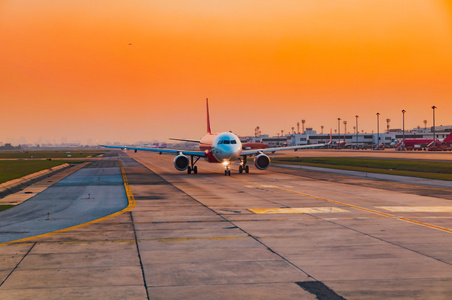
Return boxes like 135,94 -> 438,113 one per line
219,138 -> 238,145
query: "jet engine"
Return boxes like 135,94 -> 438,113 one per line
173,155 -> 189,171
254,153 -> 270,170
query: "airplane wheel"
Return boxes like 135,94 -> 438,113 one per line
187,166 -> 192,174
193,166 -> 198,174
245,165 -> 249,173
239,165 -> 243,173
224,170 -> 228,176
228,170 -> 231,176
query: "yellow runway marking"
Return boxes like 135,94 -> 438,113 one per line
0,160 -> 137,246
249,207 -> 349,214
378,206 -> 452,212
233,176 -> 452,234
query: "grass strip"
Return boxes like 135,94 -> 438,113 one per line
0,161 -> 71,184
273,157 -> 452,181
0,150 -> 104,159
0,205 -> 14,212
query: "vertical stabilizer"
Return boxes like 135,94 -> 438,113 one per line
206,98 -> 212,134
445,132 -> 452,142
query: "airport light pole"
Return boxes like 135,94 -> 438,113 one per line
376,113 -> 380,149
337,118 -> 341,145
432,106 -> 437,147
402,110 -> 406,150
343,120 -> 347,142
355,115 -> 359,149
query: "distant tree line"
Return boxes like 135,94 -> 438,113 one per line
0,143 -> 22,150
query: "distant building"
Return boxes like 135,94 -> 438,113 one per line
246,125 -> 452,148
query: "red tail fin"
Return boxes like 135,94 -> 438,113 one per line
445,132 -> 452,142
206,98 -> 212,134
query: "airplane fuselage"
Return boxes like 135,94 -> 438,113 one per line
200,132 -> 242,163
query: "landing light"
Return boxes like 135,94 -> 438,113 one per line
222,161 -> 230,166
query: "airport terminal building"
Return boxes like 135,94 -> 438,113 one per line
244,125 -> 452,148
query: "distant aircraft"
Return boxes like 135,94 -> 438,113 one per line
389,139 -> 400,148
149,143 -> 167,149
334,134 -> 346,149
395,132 -> 452,151
101,99 -> 329,175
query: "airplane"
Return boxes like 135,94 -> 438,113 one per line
334,133 -> 346,149
395,132 -> 452,151
389,139 -> 398,147
101,99 -> 330,176
142,142 -> 167,149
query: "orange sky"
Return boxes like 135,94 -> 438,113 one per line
1,0 -> 452,144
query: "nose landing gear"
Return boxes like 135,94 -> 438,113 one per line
223,161 -> 231,176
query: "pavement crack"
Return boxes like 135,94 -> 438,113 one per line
0,242 -> 36,288
130,211 -> 150,300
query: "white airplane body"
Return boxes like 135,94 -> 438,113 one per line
101,99 -> 329,175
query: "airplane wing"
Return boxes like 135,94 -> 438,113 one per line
241,143 -> 329,156
100,145 -> 206,157
169,138 -> 201,143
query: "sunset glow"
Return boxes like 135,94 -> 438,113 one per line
1,0 -> 452,144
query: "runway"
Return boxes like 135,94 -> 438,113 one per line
275,148 -> 452,161
1,150 -> 452,299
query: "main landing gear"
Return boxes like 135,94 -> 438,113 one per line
187,156 -> 200,174
187,166 -> 197,174
238,155 -> 249,174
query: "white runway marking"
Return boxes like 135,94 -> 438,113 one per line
377,206 -> 452,212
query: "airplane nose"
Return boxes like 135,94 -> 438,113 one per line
213,145 -> 240,162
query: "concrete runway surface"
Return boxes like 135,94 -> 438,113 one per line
1,150 -> 452,299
